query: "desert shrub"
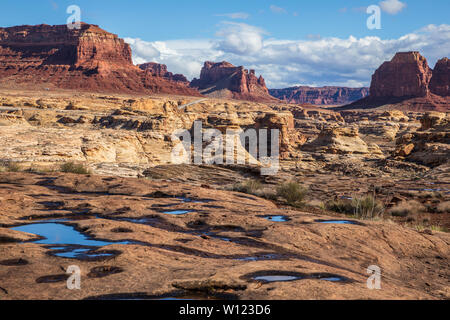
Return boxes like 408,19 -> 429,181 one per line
325,194 -> 384,220
324,199 -> 354,214
389,200 -> 425,217
0,161 -> 22,172
352,195 -> 385,219
430,225 -> 448,233
436,201 -> 450,213
25,166 -> 55,174
232,179 -> 262,195
276,181 -> 308,207
259,191 -> 278,201
59,162 -> 91,175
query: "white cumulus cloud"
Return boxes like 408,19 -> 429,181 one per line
379,0 -> 407,15
215,22 -> 267,55
270,5 -> 287,14
215,12 -> 250,19
125,23 -> 450,88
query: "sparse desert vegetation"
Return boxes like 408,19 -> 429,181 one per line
324,194 -> 385,220
59,162 -> 91,175
388,200 -> 425,217
0,160 -> 21,172
276,181 -> 308,208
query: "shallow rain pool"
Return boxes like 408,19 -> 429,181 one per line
262,215 -> 290,222
11,223 -> 130,259
162,210 -> 194,215
254,275 -> 301,282
315,220 -> 359,225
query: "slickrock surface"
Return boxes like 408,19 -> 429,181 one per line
190,61 -> 278,102
0,24 -> 199,96
269,86 -> 369,105
0,88 -> 449,300
0,172 -> 449,300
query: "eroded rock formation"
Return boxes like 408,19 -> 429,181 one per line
370,51 -> 432,98
303,127 -> 382,155
0,23 -> 199,96
269,86 -> 369,105
339,52 -> 450,112
138,62 -> 189,85
430,58 -> 450,97
190,61 -> 278,102
394,112 -> 449,167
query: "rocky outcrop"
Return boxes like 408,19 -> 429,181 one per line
370,52 -> 432,98
190,61 -> 278,102
430,58 -> 450,97
394,112 -> 449,167
138,62 -> 189,85
303,127 -> 382,155
0,23 -> 200,96
338,52 -> 450,112
269,86 -> 369,105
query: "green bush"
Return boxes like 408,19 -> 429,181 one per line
276,181 -> 308,208
60,162 -> 91,175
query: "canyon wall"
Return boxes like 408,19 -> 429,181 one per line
269,86 -> 369,105
0,23 -> 200,96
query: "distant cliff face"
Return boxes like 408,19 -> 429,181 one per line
190,61 -> 278,102
269,86 -> 369,105
430,57 -> 450,97
138,62 -> 189,85
0,23 -> 200,96
338,52 -> 449,112
369,52 -> 433,98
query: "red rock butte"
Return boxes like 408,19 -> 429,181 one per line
190,61 -> 278,103
0,23 -> 200,96
370,51 -> 433,98
430,57 -> 450,97
138,62 -> 189,85
339,51 -> 450,112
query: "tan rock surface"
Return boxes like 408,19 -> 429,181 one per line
0,172 -> 448,300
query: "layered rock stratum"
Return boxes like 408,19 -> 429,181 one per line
138,62 -> 189,85
269,86 -> 369,105
0,23 -> 200,96
339,52 -> 450,112
430,58 -> 450,97
370,51 -> 433,98
190,61 -> 278,102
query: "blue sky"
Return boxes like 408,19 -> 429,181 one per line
1,0 -> 449,40
1,0 -> 449,88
